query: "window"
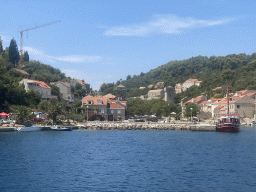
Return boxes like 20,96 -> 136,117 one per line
101,109 -> 104,114
87,101 -> 93,104
97,101 -> 103,104
117,110 -> 121,114
237,105 -> 240,109
111,110 -> 114,114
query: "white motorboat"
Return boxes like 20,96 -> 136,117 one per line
51,125 -> 72,131
15,125 -> 42,132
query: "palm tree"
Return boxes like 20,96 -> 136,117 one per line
47,99 -> 63,124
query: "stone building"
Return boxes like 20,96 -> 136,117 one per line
70,78 -> 90,90
19,79 -> 57,100
51,81 -> 74,102
117,84 -> 126,100
147,87 -> 175,102
82,96 -> 126,121
182,79 -> 202,91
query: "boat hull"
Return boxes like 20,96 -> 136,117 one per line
51,126 -> 72,131
15,126 -> 42,132
216,124 -> 240,132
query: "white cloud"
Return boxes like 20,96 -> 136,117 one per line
23,46 -> 101,63
52,55 -> 101,63
104,14 -> 233,36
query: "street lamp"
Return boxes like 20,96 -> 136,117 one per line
87,106 -> 88,122
190,108 -> 193,123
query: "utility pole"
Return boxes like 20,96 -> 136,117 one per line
19,20 -> 60,68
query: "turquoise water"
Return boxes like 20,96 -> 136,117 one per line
0,127 -> 256,191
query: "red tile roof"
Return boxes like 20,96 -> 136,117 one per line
109,102 -> 125,109
26,79 -> 50,88
82,97 -> 108,105
15,69 -> 29,75
213,86 -> 222,91
104,93 -> 116,99
75,79 -> 88,85
184,79 -> 200,83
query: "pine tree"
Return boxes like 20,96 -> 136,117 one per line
23,51 -> 29,62
8,38 -> 20,67
0,36 -> 3,53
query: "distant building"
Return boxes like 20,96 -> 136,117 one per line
117,84 -> 126,100
139,87 -> 145,89
148,85 -> 154,89
212,95 -> 255,118
175,83 -> 183,93
147,86 -> 175,102
82,96 -> 126,121
155,82 -> 166,89
19,79 -> 57,101
70,78 -> 90,90
182,79 -> 202,91
51,81 -> 74,102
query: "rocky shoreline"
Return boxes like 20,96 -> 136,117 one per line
0,122 -> 217,132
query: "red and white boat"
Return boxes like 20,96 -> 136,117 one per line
216,82 -> 240,132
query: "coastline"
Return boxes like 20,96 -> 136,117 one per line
0,121 -> 217,132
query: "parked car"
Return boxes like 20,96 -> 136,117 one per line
32,118 -> 48,122
1,119 -> 16,124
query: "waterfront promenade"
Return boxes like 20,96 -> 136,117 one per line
0,121 -> 216,132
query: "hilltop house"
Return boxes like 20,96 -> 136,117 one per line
50,81 -> 74,102
155,82 -> 166,89
182,79 -> 202,91
19,79 -> 57,101
70,78 -> 90,90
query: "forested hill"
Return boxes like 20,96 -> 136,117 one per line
101,53 -> 256,98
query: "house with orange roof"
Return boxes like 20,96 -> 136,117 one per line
175,83 -> 183,93
211,95 -> 255,118
82,96 -> 126,121
19,79 -> 57,100
70,78 -> 90,90
51,81 -> 74,102
181,95 -> 207,117
182,79 -> 202,91
234,90 -> 256,97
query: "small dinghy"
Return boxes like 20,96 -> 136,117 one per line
51,125 -> 72,131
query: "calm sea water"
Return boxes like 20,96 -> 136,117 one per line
0,127 -> 256,191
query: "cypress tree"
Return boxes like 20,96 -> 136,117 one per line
0,36 -> 3,53
8,38 -> 20,67
23,51 -> 29,62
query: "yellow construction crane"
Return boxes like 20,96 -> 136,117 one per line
19,20 -> 60,67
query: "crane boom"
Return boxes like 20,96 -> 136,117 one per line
19,20 -> 60,67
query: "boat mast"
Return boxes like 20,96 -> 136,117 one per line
227,81 -> 229,115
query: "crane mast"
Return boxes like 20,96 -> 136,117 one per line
19,20 -> 60,67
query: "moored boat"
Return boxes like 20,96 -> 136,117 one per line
15,125 -> 42,132
216,82 -> 240,132
216,114 -> 240,132
51,125 -> 72,131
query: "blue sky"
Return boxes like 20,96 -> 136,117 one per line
1,0 -> 256,90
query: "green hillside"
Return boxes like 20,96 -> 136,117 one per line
100,53 -> 256,99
